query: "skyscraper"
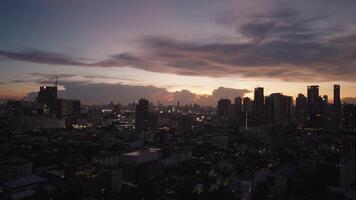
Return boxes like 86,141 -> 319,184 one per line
254,87 -> 264,124
265,93 -> 293,125
307,85 -> 320,117
333,84 -> 342,129
296,93 -> 307,126
334,84 -> 341,110
135,98 -> 149,134
234,97 -> 243,126
217,99 -> 231,117
38,86 -> 58,114
242,97 -> 252,112
235,97 -> 242,113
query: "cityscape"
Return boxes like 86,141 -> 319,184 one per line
1,83 -> 356,199
2,0 -> 356,200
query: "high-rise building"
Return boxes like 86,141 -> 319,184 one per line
265,93 -> 292,125
234,97 -> 243,126
296,93 -> 308,126
254,87 -> 264,124
56,99 -> 81,118
217,99 -> 231,117
235,97 -> 242,113
38,86 -> 58,114
284,95 -> 293,124
334,84 -> 341,109
307,85 -> 320,117
242,97 -> 252,112
333,84 -> 342,129
135,99 -> 149,134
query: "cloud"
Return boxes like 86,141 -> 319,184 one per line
2,8 -> 356,82
7,72 -> 138,86
21,73 -> 250,105
26,83 -> 249,106
0,49 -> 90,66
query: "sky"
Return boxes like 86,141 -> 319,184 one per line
1,0 -> 356,105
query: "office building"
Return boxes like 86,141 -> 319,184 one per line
56,99 -> 81,118
217,98 -> 231,117
296,93 -> 308,126
243,97 -> 253,112
38,86 -> 57,114
307,85 -> 320,117
334,84 -> 341,110
254,87 -> 264,124
235,97 -> 242,113
265,93 -> 293,125
135,99 -> 149,134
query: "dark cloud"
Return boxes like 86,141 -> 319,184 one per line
26,82 -> 249,106
21,73 -> 249,105
1,9 -> 356,82
6,73 -> 137,86
0,49 -> 90,66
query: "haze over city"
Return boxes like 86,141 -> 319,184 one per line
2,0 -> 356,105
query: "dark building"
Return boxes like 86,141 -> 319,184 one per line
334,84 -> 341,109
38,86 -> 58,114
176,114 -> 193,135
307,85 -> 320,117
243,97 -> 253,112
135,99 -> 149,134
285,96 -> 293,124
254,87 -> 264,124
147,112 -> 158,133
56,99 -> 81,118
265,93 -> 293,125
217,99 -> 231,117
296,93 -> 308,126
333,84 -> 342,129
235,97 -> 242,113
234,97 -> 243,126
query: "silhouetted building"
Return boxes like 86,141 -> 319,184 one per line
38,86 -> 57,114
334,84 -> 342,129
265,93 -> 293,125
334,84 -> 341,110
254,87 -> 264,124
307,85 -> 320,117
235,97 -> 243,126
56,99 -> 81,118
243,97 -> 253,112
235,97 -> 242,113
217,99 -> 231,117
135,99 -> 149,135
296,93 -> 307,126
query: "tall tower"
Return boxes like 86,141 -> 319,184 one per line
234,97 -> 243,126
38,86 -> 58,114
242,97 -> 252,112
307,85 -> 319,117
254,87 -> 264,124
334,84 -> 341,110
135,99 -> 149,135
296,93 -> 308,126
235,97 -> 242,113
217,99 -> 231,117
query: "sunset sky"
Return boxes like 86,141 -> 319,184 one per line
1,0 -> 356,105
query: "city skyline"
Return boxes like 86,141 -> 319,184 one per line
2,0 -> 356,104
